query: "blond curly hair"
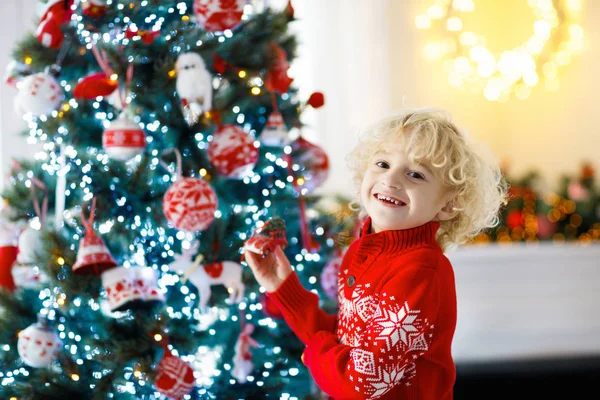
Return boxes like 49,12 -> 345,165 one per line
346,107 -> 508,251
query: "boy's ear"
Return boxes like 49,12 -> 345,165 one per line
436,199 -> 459,222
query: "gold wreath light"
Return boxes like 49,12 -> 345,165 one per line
415,0 -> 584,102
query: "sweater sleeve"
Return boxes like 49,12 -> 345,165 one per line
303,266 -> 441,400
267,272 -> 337,344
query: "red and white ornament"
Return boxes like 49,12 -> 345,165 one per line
207,124 -> 258,179
231,324 -> 259,383
265,43 -> 293,94
36,0 -> 74,49
101,266 -> 165,312
154,352 -> 195,399
193,0 -> 245,32
290,136 -> 329,193
15,226 -> 48,265
14,72 -> 63,117
0,209 -> 19,292
260,111 -> 291,147
81,0 -> 108,18
17,315 -> 62,368
103,111 -> 146,161
163,178 -> 218,232
320,254 -> 344,299
175,52 -> 213,126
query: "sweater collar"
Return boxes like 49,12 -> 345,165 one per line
358,217 -> 441,255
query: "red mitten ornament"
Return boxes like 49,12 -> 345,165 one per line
193,0 -> 245,32
73,72 -> 118,99
243,217 -> 288,257
17,314 -> 62,368
154,349 -> 195,399
290,136 -> 329,193
36,0 -> 74,49
14,72 -> 63,117
207,124 -> 258,179
102,110 -> 146,161
81,0 -> 108,18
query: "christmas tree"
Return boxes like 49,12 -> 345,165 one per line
0,1 -> 353,398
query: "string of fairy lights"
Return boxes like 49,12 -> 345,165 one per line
3,1 -> 324,398
415,0 -> 584,102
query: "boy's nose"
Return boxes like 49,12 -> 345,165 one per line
382,174 -> 403,189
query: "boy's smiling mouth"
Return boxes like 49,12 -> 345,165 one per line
374,193 -> 406,206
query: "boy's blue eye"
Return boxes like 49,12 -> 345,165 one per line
375,161 -> 389,169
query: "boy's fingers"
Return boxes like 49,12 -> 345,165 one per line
274,246 -> 290,267
244,251 -> 259,271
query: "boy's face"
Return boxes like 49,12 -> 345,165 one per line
360,138 -> 455,233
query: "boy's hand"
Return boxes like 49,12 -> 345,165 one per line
244,246 -> 292,293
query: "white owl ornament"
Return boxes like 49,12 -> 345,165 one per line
175,52 -> 213,126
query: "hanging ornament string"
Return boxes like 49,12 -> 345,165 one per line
282,154 -> 319,252
91,44 -> 133,109
29,177 -> 49,228
54,143 -> 68,231
80,196 -> 97,234
119,63 -> 134,110
47,37 -> 73,77
159,148 -> 183,180
270,92 -> 279,112
238,311 -> 260,358
90,44 -> 115,78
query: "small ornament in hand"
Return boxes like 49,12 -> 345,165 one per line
243,217 -> 288,257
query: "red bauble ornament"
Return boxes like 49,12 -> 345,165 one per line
506,209 -> 524,229
73,72 -> 118,99
307,92 -> 325,108
265,43 -> 293,94
208,124 -> 258,179
163,178 -> 218,232
81,0 -> 108,18
259,293 -> 283,319
154,354 -> 195,399
36,0 -> 74,49
321,255 -> 343,299
290,136 -> 330,193
102,111 -> 146,161
193,0 -> 245,32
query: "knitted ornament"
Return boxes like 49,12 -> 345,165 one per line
81,0 -> 107,18
14,72 -> 63,117
154,338 -> 195,399
260,111 -> 290,147
207,124 -> 258,179
243,217 -> 288,257
0,205 -> 19,291
320,253 -> 344,299
73,72 -> 118,99
36,0 -> 74,49
102,110 -> 146,161
161,148 -> 218,232
72,197 -> 117,275
17,314 -> 62,368
193,0 -> 245,32
290,136 -> 329,193
101,266 -> 164,312
175,52 -> 212,126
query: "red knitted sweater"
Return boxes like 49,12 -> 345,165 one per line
268,218 -> 457,399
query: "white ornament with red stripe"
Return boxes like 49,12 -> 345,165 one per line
207,124 -> 258,179
163,178 -> 218,232
81,0 -> 108,18
103,110 -> 146,161
260,111 -> 291,147
320,254 -> 344,299
193,0 -> 245,32
101,266 -> 165,312
17,314 -> 62,368
175,52 -> 212,126
175,248 -> 244,310
231,324 -> 259,383
154,351 -> 195,399
14,72 -> 63,117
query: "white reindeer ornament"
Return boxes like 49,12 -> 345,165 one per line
175,52 -> 213,126
171,243 -> 244,310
